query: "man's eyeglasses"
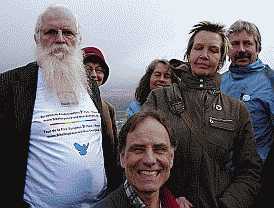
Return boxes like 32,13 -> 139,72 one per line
42,29 -> 77,39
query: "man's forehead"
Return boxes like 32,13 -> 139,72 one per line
41,13 -> 77,30
229,30 -> 254,39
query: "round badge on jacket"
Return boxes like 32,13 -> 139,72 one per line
242,94 -> 251,101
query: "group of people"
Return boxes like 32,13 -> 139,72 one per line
0,4 -> 273,208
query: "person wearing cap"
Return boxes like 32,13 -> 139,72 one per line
0,5 -> 122,207
82,46 -> 118,149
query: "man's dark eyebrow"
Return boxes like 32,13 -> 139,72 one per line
128,144 -> 145,149
153,143 -> 168,148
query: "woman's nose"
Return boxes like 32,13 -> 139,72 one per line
200,49 -> 209,59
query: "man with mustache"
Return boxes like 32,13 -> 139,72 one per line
221,20 -> 274,162
0,4 -> 121,207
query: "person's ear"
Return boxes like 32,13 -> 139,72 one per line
170,148 -> 175,168
120,150 -> 125,168
77,34 -> 82,45
34,34 -> 38,44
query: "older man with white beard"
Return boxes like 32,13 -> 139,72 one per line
0,5 -> 122,208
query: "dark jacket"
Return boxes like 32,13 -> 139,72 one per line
0,62 -> 122,207
92,184 -> 180,208
255,140 -> 274,208
92,185 -> 131,208
142,70 -> 262,208
101,100 -> 118,148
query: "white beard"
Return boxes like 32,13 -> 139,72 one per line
36,44 -> 88,105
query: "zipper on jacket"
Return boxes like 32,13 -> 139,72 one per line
209,117 -> 233,124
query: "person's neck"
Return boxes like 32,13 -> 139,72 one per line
138,191 -> 160,208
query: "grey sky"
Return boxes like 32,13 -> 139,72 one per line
0,0 -> 273,87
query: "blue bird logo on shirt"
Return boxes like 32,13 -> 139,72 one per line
74,142 -> 89,155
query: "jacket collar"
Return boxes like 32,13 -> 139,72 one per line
228,59 -> 269,80
180,68 -> 220,91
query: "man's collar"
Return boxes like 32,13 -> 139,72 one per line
124,180 -> 147,208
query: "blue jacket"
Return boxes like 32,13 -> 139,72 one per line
126,100 -> 141,118
221,59 -> 274,161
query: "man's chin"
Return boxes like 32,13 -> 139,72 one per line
235,61 -> 250,67
234,58 -> 251,66
135,184 -> 159,194
51,52 -> 67,60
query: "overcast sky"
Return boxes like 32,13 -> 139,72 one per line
1,0 -> 273,87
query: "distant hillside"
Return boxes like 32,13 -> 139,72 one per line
100,83 -> 137,131
102,88 -> 135,111
100,82 -> 136,111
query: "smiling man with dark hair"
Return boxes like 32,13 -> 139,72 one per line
93,111 -> 183,208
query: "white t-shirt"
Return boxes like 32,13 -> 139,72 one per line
24,70 -> 107,208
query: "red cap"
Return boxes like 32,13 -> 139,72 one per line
82,47 -> 109,85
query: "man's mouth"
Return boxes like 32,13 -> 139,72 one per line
236,57 -> 250,61
51,47 -> 66,54
138,170 -> 159,177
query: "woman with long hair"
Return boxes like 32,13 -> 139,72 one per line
127,59 -> 179,117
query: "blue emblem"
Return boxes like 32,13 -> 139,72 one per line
74,142 -> 89,155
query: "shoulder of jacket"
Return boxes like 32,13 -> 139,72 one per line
263,67 -> 274,80
152,83 -> 180,95
1,62 -> 37,81
106,186 -> 128,207
163,83 -> 181,98
162,83 -> 184,115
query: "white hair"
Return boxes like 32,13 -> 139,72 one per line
34,4 -> 80,42
34,4 -> 86,105
36,43 -> 88,105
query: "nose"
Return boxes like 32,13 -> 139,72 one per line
158,74 -> 166,82
88,69 -> 97,79
239,43 -> 246,52
199,49 -> 209,59
142,149 -> 156,166
55,30 -> 66,43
